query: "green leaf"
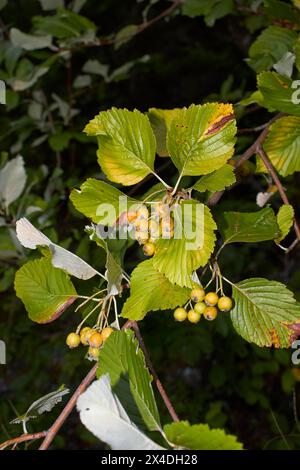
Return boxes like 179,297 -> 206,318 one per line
33,8 -> 96,39
230,277 -> 300,348
0,156 -> 27,209
164,421 -> 243,450
10,28 -> 52,50
153,201 -> 217,287
257,71 -> 300,116
247,26 -> 297,73
193,164 -> 235,192
258,116 -> 300,176
295,38 -> 300,72
14,257 -> 77,323
263,0 -> 300,25
94,108 -> 157,186
97,330 -> 161,433
167,103 -> 236,177
70,178 -> 138,226
114,25 -> 139,50
182,0 -> 234,27
147,107 -> 181,157
121,260 -> 190,320
38,0 -> 63,10
218,207 -> 280,244
276,205 -> 294,244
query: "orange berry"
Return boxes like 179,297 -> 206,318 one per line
80,328 -> 94,346
190,288 -> 205,303
204,292 -> 219,306
101,327 -> 114,342
204,306 -> 218,321
66,333 -> 80,349
89,332 -> 103,348
187,309 -> 201,324
88,347 -> 100,360
218,296 -> 233,312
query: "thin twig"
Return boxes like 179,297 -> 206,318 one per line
128,321 -> 180,422
257,145 -> 300,246
38,320 -> 132,450
39,363 -> 98,450
0,431 -> 47,450
207,113 -> 283,207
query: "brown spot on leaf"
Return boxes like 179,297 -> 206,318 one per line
287,322 -> 300,345
204,113 -> 234,136
39,296 -> 76,324
269,328 -> 281,348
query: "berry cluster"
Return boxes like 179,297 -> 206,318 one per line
66,326 -> 114,360
127,203 -> 174,257
173,287 -> 233,324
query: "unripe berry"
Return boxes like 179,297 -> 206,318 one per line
143,242 -> 156,257
204,306 -> 218,321
194,301 -> 206,315
174,307 -> 187,322
205,292 -> 219,306
80,328 -> 94,345
187,309 -> 201,324
66,332 -> 80,349
218,296 -> 233,312
190,287 -> 205,303
101,327 -> 114,342
89,331 -> 103,348
88,346 -> 100,360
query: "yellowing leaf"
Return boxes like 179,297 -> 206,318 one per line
121,260 -> 190,320
167,103 -> 236,177
258,116 -> 300,176
94,108 -> 156,186
15,257 -> 77,323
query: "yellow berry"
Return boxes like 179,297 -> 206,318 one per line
187,309 -> 201,324
89,332 -> 103,348
137,206 -> 149,220
194,302 -> 206,315
101,327 -> 114,342
149,219 -> 160,240
218,296 -> 233,312
205,292 -> 219,306
204,306 -> 218,321
134,230 -> 149,244
80,328 -> 94,345
155,202 -> 169,217
173,307 -> 187,322
143,242 -> 156,256
135,219 -> 148,231
66,332 -> 80,349
88,347 -> 100,360
190,288 -> 205,303
127,211 -> 137,223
